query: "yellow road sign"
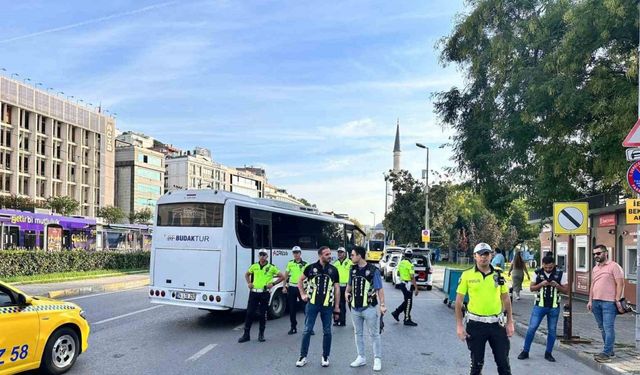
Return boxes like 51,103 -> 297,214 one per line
421,229 -> 430,242
626,199 -> 640,224
553,202 -> 588,235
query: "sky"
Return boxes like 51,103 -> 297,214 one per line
0,0 -> 466,225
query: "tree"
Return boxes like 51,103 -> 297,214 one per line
131,207 -> 153,224
97,206 -> 125,224
383,170 -> 425,244
46,196 -> 79,216
434,0 -> 638,214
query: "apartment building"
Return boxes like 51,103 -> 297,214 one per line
0,76 -> 115,217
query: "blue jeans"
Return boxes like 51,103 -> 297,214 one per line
592,300 -> 617,355
351,306 -> 381,359
523,306 -> 560,353
300,303 -> 333,358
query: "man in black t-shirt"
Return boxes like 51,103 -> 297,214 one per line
295,246 -> 340,368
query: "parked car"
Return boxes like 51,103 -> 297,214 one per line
392,251 -> 433,290
379,246 -> 403,276
384,254 -> 402,282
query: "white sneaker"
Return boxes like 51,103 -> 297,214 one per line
296,357 -> 307,367
321,356 -> 329,367
373,358 -> 382,371
350,356 -> 366,367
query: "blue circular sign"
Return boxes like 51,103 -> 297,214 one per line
627,161 -> 640,194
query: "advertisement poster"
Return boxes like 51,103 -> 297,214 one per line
47,227 -> 62,252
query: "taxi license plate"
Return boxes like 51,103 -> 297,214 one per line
176,292 -> 196,301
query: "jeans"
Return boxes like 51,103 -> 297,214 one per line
351,306 -> 381,359
465,320 -> 511,375
592,300 -> 617,355
523,306 -> 560,353
286,286 -> 302,328
300,303 -> 333,358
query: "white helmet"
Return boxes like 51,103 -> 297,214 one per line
403,248 -> 413,257
337,247 -> 346,252
292,246 -> 302,252
473,242 -> 492,254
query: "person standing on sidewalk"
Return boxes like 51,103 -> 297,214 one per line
238,249 -> 284,343
508,252 -> 530,300
587,244 -> 625,363
345,245 -> 386,372
391,248 -> 419,326
491,248 -> 505,270
456,242 -> 514,375
333,246 -> 352,327
283,246 -> 308,335
517,255 -> 568,362
295,246 -> 341,368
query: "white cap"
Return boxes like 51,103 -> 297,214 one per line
473,243 -> 492,254
292,246 -> 301,252
403,248 -> 413,256
337,247 -> 346,252
258,248 -> 268,256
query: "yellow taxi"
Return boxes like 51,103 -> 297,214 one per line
0,280 -> 89,375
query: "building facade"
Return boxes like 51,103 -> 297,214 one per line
114,140 -> 164,223
0,76 -> 115,217
165,149 -> 230,192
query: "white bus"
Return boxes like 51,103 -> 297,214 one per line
148,189 -> 365,318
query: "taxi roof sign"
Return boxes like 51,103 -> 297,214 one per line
553,202 -> 588,235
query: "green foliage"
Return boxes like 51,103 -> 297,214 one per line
383,170 -> 425,244
97,206 -> 126,224
434,0 -> 638,214
129,207 -> 153,224
46,196 -> 80,216
0,195 -> 46,211
0,250 -> 150,278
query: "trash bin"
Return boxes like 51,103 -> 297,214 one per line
443,268 -> 468,308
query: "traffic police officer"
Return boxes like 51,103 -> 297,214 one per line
283,245 -> 308,334
455,242 -> 514,375
391,248 -> 419,326
333,246 -> 352,326
238,248 -> 284,343
518,255 -> 568,362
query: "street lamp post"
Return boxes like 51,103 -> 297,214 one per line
369,211 -> 376,228
416,143 -> 429,247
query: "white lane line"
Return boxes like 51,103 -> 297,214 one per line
186,344 -> 218,362
93,305 -> 162,325
65,287 -> 146,301
233,324 -> 245,331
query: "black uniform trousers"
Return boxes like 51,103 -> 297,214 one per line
465,320 -> 511,375
335,286 -> 347,325
287,286 -> 302,328
244,291 -> 269,333
394,282 -> 413,321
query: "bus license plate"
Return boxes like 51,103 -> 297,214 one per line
176,292 -> 196,301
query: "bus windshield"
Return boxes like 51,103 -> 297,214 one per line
156,203 -> 224,227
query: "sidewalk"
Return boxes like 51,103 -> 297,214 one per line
11,273 -> 150,299
432,265 -> 640,375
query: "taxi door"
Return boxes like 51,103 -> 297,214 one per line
0,285 -> 40,374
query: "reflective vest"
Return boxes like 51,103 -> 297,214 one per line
398,259 -> 414,282
349,264 -> 378,309
333,258 -> 352,285
534,268 -> 563,308
305,262 -> 339,307
286,259 -> 308,284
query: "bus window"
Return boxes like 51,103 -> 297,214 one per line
235,206 -> 252,248
157,203 -> 223,227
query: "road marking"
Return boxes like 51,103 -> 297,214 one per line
186,344 -> 218,362
65,287 -> 146,301
233,323 -> 245,331
93,305 -> 162,325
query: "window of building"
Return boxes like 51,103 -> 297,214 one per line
575,235 -> 588,272
38,116 -> 46,134
625,246 -> 638,279
1,103 -> 13,124
0,173 -> 10,192
22,111 -> 30,129
0,127 -> 11,147
135,168 -> 162,181
137,183 -> 161,195
19,135 -> 29,151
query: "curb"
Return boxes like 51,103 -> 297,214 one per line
46,278 -> 149,299
435,284 -> 632,375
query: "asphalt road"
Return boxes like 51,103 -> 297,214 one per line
24,284 -> 603,375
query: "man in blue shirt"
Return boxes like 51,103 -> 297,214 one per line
345,246 -> 386,372
492,248 -> 506,270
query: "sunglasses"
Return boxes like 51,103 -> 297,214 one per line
593,251 -> 605,256
259,253 -> 268,256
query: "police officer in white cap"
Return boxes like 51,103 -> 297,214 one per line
391,248 -> 419,326
283,245 -> 308,334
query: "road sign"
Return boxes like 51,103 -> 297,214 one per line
627,148 -> 640,162
627,199 -> 640,224
628,161 -> 640,194
421,229 -> 430,242
623,118 -> 640,147
553,202 -> 588,235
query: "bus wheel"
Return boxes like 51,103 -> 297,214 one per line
268,289 -> 286,319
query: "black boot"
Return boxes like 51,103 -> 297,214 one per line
238,330 -> 250,343
258,331 -> 265,342
391,310 -> 400,322
544,352 -> 555,362
403,320 -> 417,326
517,351 -> 529,360
288,327 -> 297,335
